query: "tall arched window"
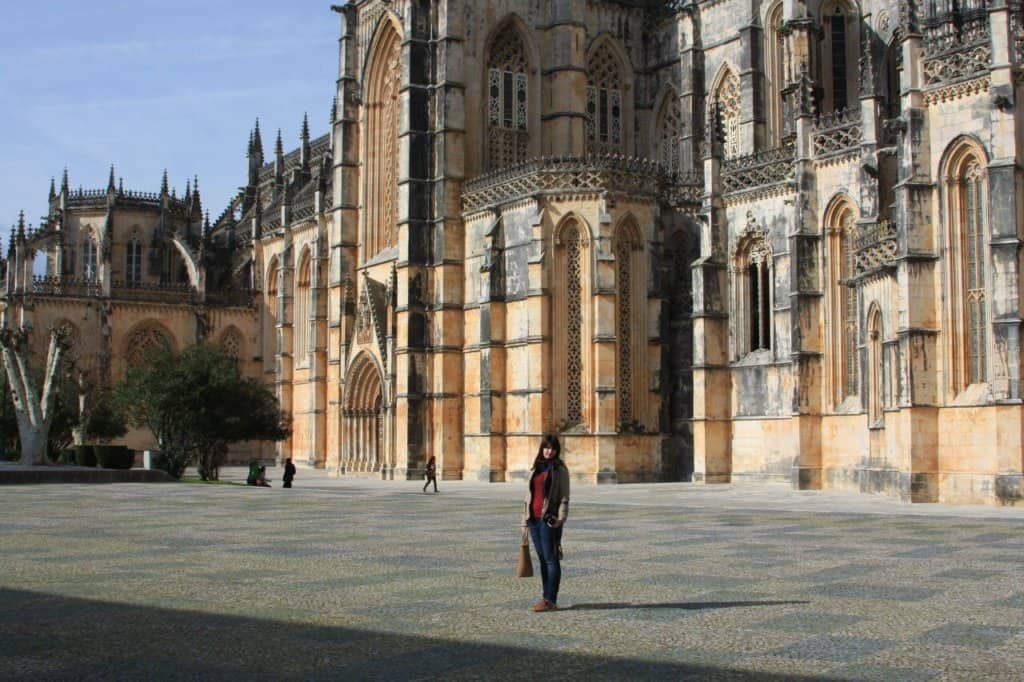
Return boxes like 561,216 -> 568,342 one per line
486,26 -> 529,169
764,2 -> 785,147
826,200 -> 859,406
963,162 -> 987,385
295,253 -> 311,365
734,217 -> 772,356
586,42 -> 624,155
614,221 -> 642,427
714,69 -> 742,159
656,90 -> 682,175
265,262 -> 279,370
942,146 -> 991,387
82,235 -> 98,281
944,143 -> 989,392
868,306 -> 883,424
822,2 -> 858,114
126,232 -> 143,285
555,219 -> 588,428
363,19 -> 402,260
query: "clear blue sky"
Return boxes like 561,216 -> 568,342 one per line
0,0 -> 339,239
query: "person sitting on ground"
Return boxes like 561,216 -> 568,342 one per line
246,461 -> 260,486
256,465 -> 271,487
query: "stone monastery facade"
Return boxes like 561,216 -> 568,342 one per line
4,0 -> 1024,505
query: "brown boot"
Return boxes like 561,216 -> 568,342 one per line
530,599 -> 557,612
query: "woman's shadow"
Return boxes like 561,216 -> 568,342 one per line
561,600 -> 808,611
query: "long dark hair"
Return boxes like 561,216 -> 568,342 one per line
531,434 -> 562,472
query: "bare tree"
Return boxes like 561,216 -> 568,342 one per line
0,326 -> 71,465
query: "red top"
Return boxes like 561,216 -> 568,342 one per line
530,470 -> 548,520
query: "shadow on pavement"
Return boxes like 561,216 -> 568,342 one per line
1,588 -> 829,680
563,600 -> 810,611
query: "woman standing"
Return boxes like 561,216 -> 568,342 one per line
521,434 -> 570,612
282,457 -> 296,488
423,455 -> 438,493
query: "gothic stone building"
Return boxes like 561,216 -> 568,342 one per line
6,0 -> 1024,505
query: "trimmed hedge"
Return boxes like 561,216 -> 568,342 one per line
75,445 -> 97,467
93,445 -> 133,470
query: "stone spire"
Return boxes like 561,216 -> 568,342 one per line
191,175 -> 203,219
17,211 -> 25,241
300,112 -> 311,171
274,129 -> 284,183
49,177 -> 56,200
107,165 -> 116,193
161,169 -> 169,196
253,118 -> 264,164
60,168 -> 69,195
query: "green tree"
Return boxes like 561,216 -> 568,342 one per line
116,343 -> 288,480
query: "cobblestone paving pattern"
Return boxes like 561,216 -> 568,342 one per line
2,477 -> 1024,680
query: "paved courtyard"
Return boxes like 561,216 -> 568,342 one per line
3,470 -> 1024,680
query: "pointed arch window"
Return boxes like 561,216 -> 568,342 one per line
586,43 -> 624,155
868,308 -> 883,424
656,92 -> 682,176
734,222 -> 773,356
566,228 -> 583,425
126,233 -> 143,285
822,3 -> 858,114
264,263 -> 279,370
764,2 -> 785,146
295,254 -> 311,365
487,27 -> 529,169
963,162 -> 987,385
363,22 -> 402,260
555,220 -> 588,429
714,70 -> 742,159
614,224 -> 641,427
827,205 -> 859,405
82,236 -> 98,282
945,147 -> 989,392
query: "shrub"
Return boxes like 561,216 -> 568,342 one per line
94,445 -> 132,469
75,445 -> 96,467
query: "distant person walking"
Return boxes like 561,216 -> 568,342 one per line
283,457 -> 296,488
521,434 -> 569,612
423,455 -> 438,493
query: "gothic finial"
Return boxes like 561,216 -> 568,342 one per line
161,169 -> 169,195
302,112 -> 310,141
193,175 -> 202,214
185,178 -> 191,202
107,164 -> 116,192
49,177 -> 56,199
61,167 -> 69,194
17,211 -> 25,240
253,118 -> 264,160
118,177 -> 124,195
204,210 -> 211,235
275,129 -> 284,157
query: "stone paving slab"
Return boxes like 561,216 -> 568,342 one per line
1,476 -> 1024,680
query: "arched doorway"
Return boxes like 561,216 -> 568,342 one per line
342,354 -> 386,473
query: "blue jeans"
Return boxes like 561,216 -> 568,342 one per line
527,518 -> 562,604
